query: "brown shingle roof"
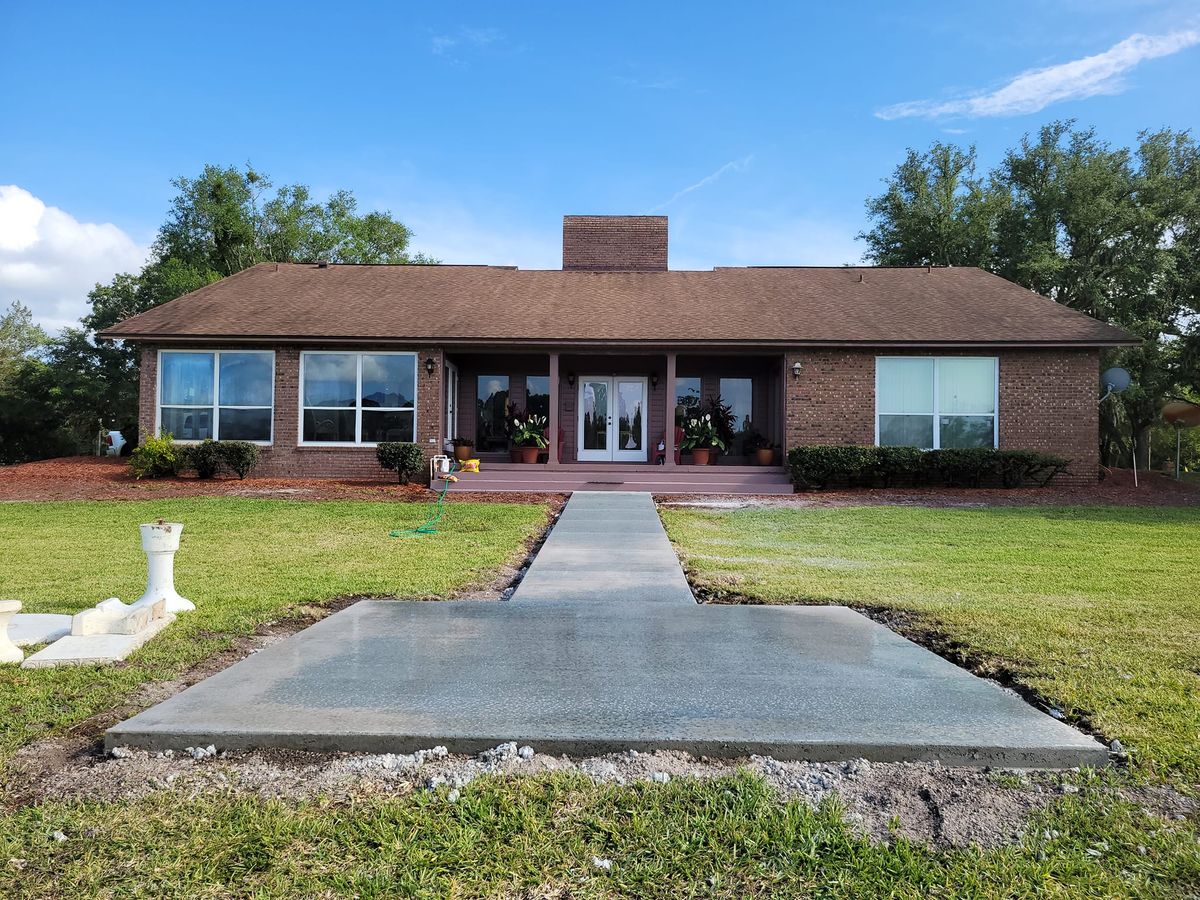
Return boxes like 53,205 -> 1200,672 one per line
100,262 -> 1136,347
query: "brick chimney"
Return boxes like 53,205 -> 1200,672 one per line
562,215 -> 668,271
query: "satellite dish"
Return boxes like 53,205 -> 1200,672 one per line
1101,367 -> 1132,393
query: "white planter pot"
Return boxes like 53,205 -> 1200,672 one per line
135,523 -> 194,613
0,599 -> 24,664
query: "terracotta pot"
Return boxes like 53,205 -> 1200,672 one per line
454,445 -> 474,461
520,446 -> 541,464
755,448 -> 775,466
509,448 -> 523,463
691,447 -> 711,465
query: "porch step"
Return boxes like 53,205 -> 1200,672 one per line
445,466 -> 795,495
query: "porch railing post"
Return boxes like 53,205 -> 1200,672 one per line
664,351 -> 677,468
548,351 -> 560,467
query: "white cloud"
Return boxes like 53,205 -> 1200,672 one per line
647,156 -> 755,213
877,29 -> 1200,120
0,185 -> 148,331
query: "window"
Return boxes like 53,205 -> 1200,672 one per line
875,357 -> 997,449
674,376 -> 701,426
720,377 -> 754,454
476,375 -> 509,451
300,352 -> 416,444
526,375 -> 550,420
158,350 -> 274,443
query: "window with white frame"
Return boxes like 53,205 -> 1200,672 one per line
301,352 -> 417,444
875,357 -> 997,449
158,350 -> 274,443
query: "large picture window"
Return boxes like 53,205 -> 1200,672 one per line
876,357 -> 997,449
300,352 -> 417,444
158,350 -> 274,443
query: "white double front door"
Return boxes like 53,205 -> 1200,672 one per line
577,375 -> 648,462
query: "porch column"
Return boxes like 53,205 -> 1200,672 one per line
548,351 -> 560,467
664,351 -> 677,468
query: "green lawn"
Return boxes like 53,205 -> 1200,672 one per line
661,505 -> 1200,783
0,498 -> 549,760
3,771 -> 1198,898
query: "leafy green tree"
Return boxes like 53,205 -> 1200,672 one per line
0,301 -> 48,389
859,143 -> 1008,268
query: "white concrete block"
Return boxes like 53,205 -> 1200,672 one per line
0,600 -> 22,663
10,613 -> 72,647
21,614 -> 175,668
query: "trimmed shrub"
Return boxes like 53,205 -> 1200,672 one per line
187,439 -> 222,479
128,434 -> 185,480
376,442 -> 425,484
217,441 -> 262,480
788,445 -> 1070,491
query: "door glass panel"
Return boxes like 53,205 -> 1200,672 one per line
617,380 -> 643,451
581,380 -> 608,451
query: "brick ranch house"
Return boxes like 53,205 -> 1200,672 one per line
102,215 -> 1135,493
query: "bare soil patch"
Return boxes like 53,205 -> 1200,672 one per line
0,456 -> 561,504
6,740 -> 1076,850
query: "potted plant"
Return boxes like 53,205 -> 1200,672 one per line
510,413 -> 548,463
505,407 -> 528,461
743,430 -> 776,466
680,413 -> 726,465
702,394 -> 736,464
450,436 -> 474,462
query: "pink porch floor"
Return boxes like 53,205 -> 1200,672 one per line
444,462 -> 794,495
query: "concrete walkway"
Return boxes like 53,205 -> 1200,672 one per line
107,492 -> 1108,767
512,492 -> 694,604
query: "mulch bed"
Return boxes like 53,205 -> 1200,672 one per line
0,457 -> 558,504
2,456 -> 1195,506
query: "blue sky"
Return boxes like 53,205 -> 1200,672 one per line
2,0 -> 1198,328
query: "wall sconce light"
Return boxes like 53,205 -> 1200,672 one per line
424,357 -> 436,375
567,372 -> 576,387
791,361 -> 803,379
650,373 -> 659,388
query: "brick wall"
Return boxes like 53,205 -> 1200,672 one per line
783,348 -> 1101,484
562,215 -> 668,271
138,345 -> 444,479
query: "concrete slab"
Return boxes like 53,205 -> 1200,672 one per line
10,613 -> 71,647
511,492 -> 695,604
107,600 -> 1107,767
23,615 -> 174,668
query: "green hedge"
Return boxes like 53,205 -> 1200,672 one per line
788,445 -> 1069,490
128,438 -> 262,480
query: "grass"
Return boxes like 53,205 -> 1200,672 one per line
2,771 -> 1198,898
661,505 -> 1200,782
0,498 -> 549,760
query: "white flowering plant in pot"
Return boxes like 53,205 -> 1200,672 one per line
680,414 -> 726,464
511,414 -> 549,462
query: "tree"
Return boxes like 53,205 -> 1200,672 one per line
859,143 -> 1008,268
0,301 -> 48,389
861,122 -> 1200,467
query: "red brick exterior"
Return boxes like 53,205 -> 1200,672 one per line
137,344 -> 1101,484
562,216 -> 668,271
139,345 -> 443,479
784,348 -> 1100,484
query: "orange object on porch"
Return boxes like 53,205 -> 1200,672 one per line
459,459 -> 481,473
653,426 -> 685,465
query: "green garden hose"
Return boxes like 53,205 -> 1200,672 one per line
389,462 -> 456,537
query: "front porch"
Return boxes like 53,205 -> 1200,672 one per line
440,348 -> 791,493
